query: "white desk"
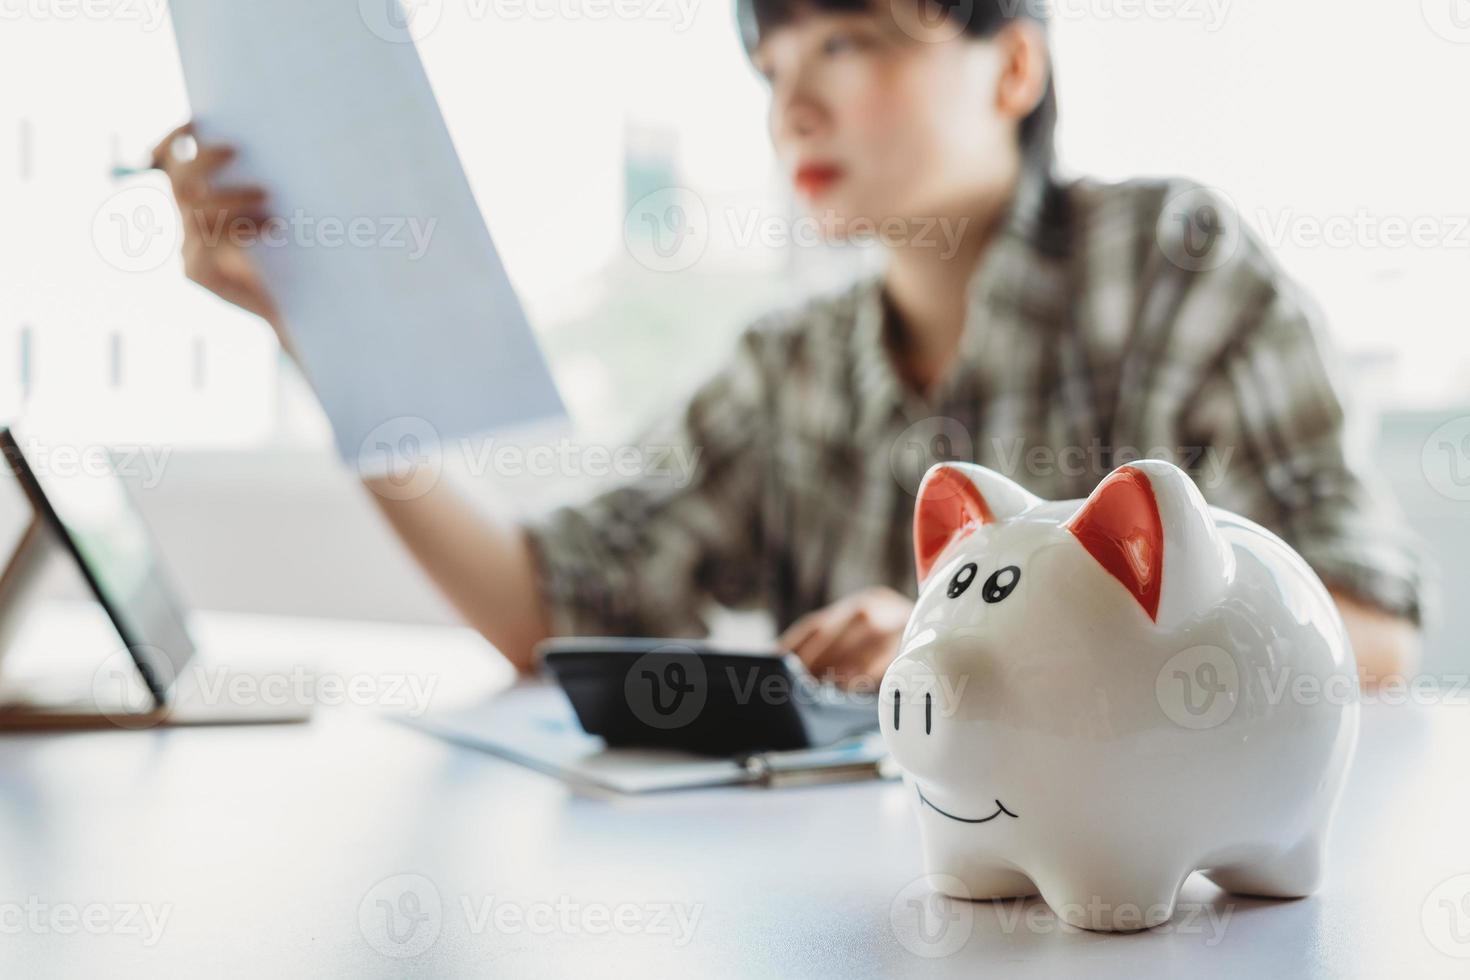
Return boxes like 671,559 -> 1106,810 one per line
0,608 -> 1467,978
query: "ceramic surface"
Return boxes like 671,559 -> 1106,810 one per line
880,460 -> 1359,932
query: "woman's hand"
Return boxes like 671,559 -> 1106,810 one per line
779,586 -> 913,690
1332,590 -> 1421,689
152,122 -> 286,343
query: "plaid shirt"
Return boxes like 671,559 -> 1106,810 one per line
525,170 -> 1427,638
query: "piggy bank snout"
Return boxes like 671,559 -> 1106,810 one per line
879,647 -> 976,779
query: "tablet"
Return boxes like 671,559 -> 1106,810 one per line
538,637 -> 877,757
1,427 -> 193,704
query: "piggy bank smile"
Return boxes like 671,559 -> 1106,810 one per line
879,460 -> 1359,932
914,786 -> 1019,825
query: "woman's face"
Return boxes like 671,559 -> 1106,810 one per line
752,6 -> 1026,237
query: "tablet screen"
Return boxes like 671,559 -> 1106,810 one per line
1,428 -> 195,701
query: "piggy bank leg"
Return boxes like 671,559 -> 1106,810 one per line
919,834 -> 1036,899
928,864 -> 1038,902
1030,865 -> 1188,932
1204,836 -> 1323,899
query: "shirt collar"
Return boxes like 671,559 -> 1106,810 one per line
851,167 -> 1072,440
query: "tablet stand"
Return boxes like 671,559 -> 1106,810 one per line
0,516 -> 59,666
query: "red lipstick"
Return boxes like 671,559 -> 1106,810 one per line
794,162 -> 845,198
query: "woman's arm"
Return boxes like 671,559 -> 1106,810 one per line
1332,590 -> 1421,686
361,471 -> 550,672
157,124 -> 554,670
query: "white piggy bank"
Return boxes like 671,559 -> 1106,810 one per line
879,459 -> 1359,932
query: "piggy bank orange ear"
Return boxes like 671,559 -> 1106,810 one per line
1064,466 -> 1165,621
913,464 -> 1041,584
1063,460 -> 1232,627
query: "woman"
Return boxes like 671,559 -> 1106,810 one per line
154,0 -> 1423,687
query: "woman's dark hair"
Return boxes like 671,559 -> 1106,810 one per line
736,0 -> 1057,175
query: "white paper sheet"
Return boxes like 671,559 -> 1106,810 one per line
167,0 -> 564,462
410,683 -> 751,794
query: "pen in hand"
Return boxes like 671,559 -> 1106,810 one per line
110,132 -> 196,181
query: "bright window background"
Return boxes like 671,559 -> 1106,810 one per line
1,0 -> 1467,450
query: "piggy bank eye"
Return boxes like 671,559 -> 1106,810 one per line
982,565 -> 1021,603
946,563 -> 978,598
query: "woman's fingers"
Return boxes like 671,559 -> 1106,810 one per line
151,123 -> 245,207
776,608 -> 823,655
789,603 -> 866,676
181,187 -> 272,241
169,145 -> 239,204
193,185 -> 268,212
149,123 -> 282,326
150,121 -> 194,170
781,588 -> 913,686
191,186 -> 270,219
804,614 -> 880,680
785,594 -> 864,656
780,594 -> 852,653
790,616 -> 843,674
